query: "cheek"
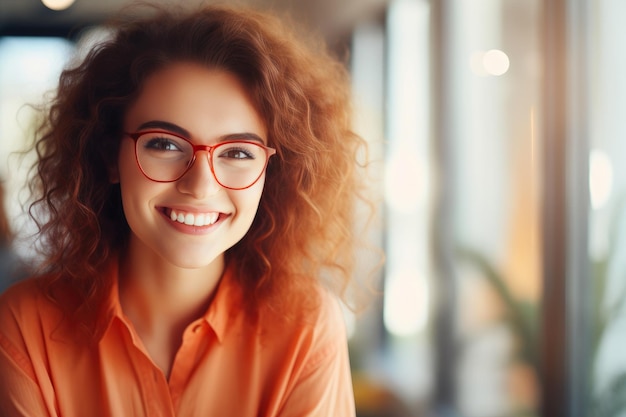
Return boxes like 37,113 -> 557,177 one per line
117,147 -> 152,213
248,178 -> 267,208
231,181 -> 265,216
117,143 -> 147,188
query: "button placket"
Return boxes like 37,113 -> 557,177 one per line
168,320 -> 207,409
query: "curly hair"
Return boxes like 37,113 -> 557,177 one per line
28,3 -> 368,322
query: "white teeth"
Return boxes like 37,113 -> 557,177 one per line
169,209 -> 219,226
206,212 -> 218,225
194,214 -> 205,226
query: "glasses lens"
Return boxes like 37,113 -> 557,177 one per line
212,141 -> 269,189
136,132 -> 193,181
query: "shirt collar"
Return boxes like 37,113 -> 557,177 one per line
97,261 -> 242,344
92,259 -> 121,342
202,266 -> 243,343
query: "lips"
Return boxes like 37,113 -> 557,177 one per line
166,208 -> 220,226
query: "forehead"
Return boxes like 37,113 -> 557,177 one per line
124,62 -> 267,140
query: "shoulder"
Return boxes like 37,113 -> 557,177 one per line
263,283 -> 345,329
308,286 -> 349,348
307,286 -> 347,339
254,285 -> 353,399
0,278 -> 52,323
220,270 -> 350,357
299,287 -> 349,371
0,278 -> 65,350
259,284 -> 349,359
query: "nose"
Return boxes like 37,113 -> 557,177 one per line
176,151 -> 222,198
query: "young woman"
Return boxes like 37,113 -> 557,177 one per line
0,4 -> 369,416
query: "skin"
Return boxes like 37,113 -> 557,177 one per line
113,62 -> 268,378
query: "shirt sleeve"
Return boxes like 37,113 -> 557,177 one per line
0,340 -> 51,417
276,296 -> 356,417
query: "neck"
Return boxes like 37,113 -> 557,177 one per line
117,237 -> 226,379
118,238 -> 225,336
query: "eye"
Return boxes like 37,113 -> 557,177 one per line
144,137 -> 183,152
218,146 -> 256,160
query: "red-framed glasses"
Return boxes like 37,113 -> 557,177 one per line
127,130 -> 276,190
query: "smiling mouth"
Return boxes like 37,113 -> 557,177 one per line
165,208 -> 221,226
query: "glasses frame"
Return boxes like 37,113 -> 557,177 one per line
126,130 -> 276,190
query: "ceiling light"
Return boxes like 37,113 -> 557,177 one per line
483,49 -> 510,76
41,0 -> 76,11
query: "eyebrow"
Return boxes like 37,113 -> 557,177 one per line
136,120 -> 190,137
222,132 -> 266,144
135,120 -> 266,145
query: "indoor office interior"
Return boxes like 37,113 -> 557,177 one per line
1,0 -> 625,416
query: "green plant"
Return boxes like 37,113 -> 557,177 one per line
456,246 -> 540,417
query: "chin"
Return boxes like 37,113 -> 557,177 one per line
167,250 -> 224,270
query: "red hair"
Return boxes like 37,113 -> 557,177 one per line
28,4 -> 370,323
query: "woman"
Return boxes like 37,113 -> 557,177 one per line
0,4 -> 368,416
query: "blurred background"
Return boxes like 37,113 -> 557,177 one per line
1,0 -> 625,416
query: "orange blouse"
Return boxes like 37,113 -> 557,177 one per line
0,265 -> 355,416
